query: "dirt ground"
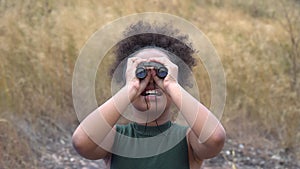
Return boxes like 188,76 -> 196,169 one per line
36,125 -> 299,169
38,136 -> 300,169
2,116 -> 299,169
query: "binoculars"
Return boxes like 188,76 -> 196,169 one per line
135,62 -> 168,79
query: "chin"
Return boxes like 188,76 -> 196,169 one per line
133,105 -> 149,112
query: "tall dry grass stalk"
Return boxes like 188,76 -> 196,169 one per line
0,0 -> 299,167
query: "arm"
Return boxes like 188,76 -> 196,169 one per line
72,87 -> 129,159
167,83 -> 226,159
72,57 -> 150,160
150,57 -> 226,160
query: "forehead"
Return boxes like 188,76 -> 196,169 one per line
133,48 -> 169,59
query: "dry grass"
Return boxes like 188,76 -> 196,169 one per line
0,0 -> 299,168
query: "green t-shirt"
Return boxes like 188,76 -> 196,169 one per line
110,121 -> 190,169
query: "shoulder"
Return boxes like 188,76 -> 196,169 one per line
171,124 -> 203,168
186,128 -> 204,168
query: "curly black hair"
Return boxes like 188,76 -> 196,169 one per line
110,21 -> 197,87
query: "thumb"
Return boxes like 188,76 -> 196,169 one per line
151,70 -> 164,90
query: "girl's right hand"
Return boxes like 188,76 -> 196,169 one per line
125,57 -> 150,101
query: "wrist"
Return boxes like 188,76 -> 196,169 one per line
165,82 -> 181,97
122,84 -> 138,102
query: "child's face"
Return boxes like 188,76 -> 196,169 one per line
131,49 -> 172,120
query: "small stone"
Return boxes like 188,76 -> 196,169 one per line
60,139 -> 65,144
259,160 -> 265,165
271,155 -> 281,161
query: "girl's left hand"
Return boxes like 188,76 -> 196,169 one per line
148,57 -> 179,95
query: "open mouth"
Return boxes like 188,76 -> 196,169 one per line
141,89 -> 162,96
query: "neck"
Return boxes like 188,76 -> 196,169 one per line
139,119 -> 169,126
137,110 -> 171,126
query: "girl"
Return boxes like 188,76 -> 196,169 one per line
72,21 -> 226,169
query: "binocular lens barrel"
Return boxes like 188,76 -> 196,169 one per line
135,62 -> 168,79
156,67 -> 168,78
136,68 -> 148,79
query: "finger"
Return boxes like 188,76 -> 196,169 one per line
126,57 -> 147,78
137,71 -> 151,94
127,57 -> 140,68
126,58 -> 136,79
150,57 -> 178,79
149,57 -> 172,66
151,69 -> 164,90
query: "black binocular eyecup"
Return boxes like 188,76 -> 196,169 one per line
135,62 -> 168,79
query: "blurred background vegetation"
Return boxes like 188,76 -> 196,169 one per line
0,0 -> 299,168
